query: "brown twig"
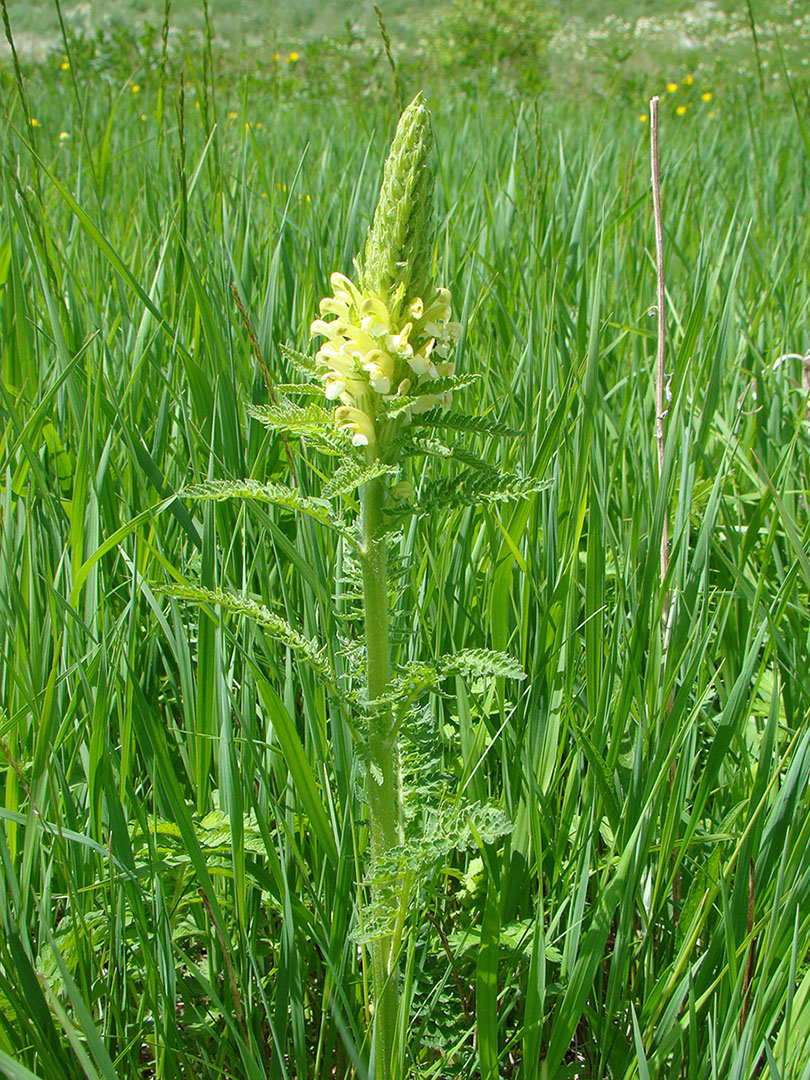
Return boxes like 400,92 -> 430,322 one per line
651,97 -> 681,919
740,857 -> 757,1035
650,96 -> 671,644
424,909 -> 472,1021
198,887 -> 245,1026
374,5 -> 403,114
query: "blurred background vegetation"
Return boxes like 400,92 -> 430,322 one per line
4,0 -> 810,105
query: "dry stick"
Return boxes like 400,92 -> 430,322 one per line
650,96 -> 671,641
198,887 -> 245,1027
374,5 -> 403,114
423,910 -> 472,1022
740,857 -> 757,1036
650,97 -> 681,916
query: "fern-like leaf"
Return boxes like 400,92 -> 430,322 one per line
376,649 -> 525,736
397,435 -> 454,459
182,479 -> 347,533
246,400 -> 345,454
322,460 -> 398,500
417,372 -> 481,396
439,648 -> 526,681
279,343 -> 318,377
269,383 -> 324,396
246,400 -> 331,434
162,583 -> 333,680
418,469 -> 548,510
413,409 -> 521,438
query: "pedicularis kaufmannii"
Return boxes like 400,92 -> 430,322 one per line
311,93 -> 461,453
172,93 -> 544,1080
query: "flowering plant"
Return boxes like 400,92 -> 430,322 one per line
172,92 -> 541,1080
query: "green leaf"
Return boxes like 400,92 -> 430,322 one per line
476,852 -> 501,1080
0,1050 -> 45,1080
440,649 -> 526,681
253,672 -> 339,868
413,408 -> 521,438
279,342 -> 318,376
419,469 -> 549,510
183,479 -> 345,531
246,401 -> 340,447
573,727 -> 622,834
322,460 -> 398,499
162,583 -> 333,681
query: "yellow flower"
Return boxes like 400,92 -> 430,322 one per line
311,272 -> 460,446
273,52 -> 280,62
131,83 -> 140,95
666,82 -> 678,93
701,91 -> 712,102
682,74 -> 694,85
228,111 -> 238,120
335,406 -> 376,446
59,130 -> 69,142
676,104 -> 687,116
30,117 -> 40,127
286,51 -> 299,63
639,113 -> 648,122
140,113 -> 147,121
60,59 -> 70,71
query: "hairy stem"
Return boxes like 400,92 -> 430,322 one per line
360,473 -> 400,1080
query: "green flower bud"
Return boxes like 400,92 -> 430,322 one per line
361,93 -> 435,314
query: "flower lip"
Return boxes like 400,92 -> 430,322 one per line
330,272 -> 363,307
319,297 -> 350,318
335,405 -> 376,445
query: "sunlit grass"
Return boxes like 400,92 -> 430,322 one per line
0,8 -> 809,1080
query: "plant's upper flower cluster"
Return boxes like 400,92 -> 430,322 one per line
310,272 -> 462,448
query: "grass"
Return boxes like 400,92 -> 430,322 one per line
1,2 -> 810,1078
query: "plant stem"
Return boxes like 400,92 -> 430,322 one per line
650,95 -> 671,646
360,473 -> 400,1080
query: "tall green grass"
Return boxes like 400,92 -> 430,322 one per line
0,20 -> 809,1080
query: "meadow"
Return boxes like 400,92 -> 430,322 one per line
1,1 -> 810,1078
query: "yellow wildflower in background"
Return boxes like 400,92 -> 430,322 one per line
666,82 -> 678,93
676,105 -> 687,116
287,51 -> 299,63
682,74 -> 694,85
131,83 -> 141,95
60,57 -> 70,71
702,91 -> 713,102
639,113 -> 648,122
59,131 -> 69,142
30,117 -> 40,128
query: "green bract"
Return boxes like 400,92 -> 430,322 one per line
361,92 -> 435,307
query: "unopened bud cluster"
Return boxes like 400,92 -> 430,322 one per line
310,274 -> 461,448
